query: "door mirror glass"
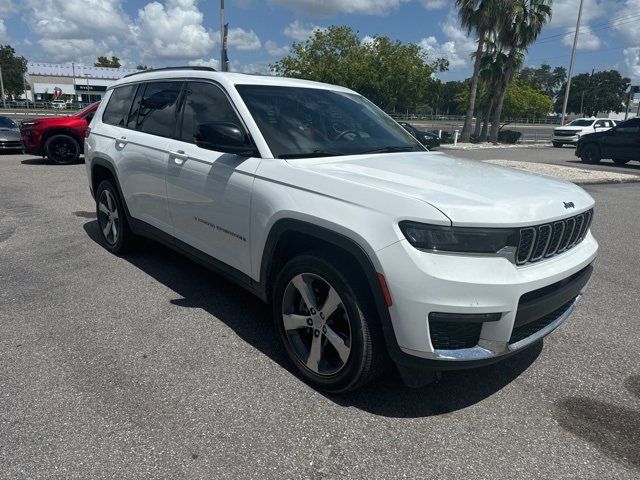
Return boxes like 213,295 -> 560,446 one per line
195,122 -> 254,154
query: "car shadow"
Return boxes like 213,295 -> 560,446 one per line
21,157 -> 86,166
83,220 -> 541,418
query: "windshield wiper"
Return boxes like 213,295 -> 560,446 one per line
279,150 -> 345,159
357,145 -> 419,155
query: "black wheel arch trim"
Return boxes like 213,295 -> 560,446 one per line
259,218 -> 411,367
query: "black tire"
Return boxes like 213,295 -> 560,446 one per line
613,158 -> 630,166
44,134 -> 80,164
580,144 -> 601,164
95,179 -> 138,254
553,142 -> 562,148
272,252 -> 386,393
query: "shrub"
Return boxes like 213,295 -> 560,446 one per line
497,130 -> 522,144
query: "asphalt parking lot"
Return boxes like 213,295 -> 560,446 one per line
1,151 -> 639,479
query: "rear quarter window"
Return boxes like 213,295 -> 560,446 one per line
102,85 -> 137,126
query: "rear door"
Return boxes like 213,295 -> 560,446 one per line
117,81 -> 183,234
165,80 -> 261,276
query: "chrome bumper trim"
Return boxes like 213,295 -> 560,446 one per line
430,295 -> 582,361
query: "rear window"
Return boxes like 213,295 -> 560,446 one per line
102,85 -> 137,126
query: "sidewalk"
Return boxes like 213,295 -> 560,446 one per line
440,142 -> 552,150
483,159 -> 640,185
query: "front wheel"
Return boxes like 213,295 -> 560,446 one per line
580,144 -> 601,164
45,134 -> 80,164
272,252 -> 385,393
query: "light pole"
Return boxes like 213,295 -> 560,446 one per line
560,0 -> 584,125
0,65 -> 6,109
220,0 -> 226,72
85,74 -> 90,104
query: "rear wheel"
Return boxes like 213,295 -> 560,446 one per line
580,144 -> 601,164
45,134 -> 80,164
272,252 -> 385,393
613,158 -> 630,166
95,179 -> 138,254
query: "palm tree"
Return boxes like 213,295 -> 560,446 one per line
489,0 -> 552,143
476,40 -> 508,141
456,0 -> 505,142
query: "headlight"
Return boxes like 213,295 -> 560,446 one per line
399,221 -> 519,254
20,121 -> 40,127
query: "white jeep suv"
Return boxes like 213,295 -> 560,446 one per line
84,67 -> 598,392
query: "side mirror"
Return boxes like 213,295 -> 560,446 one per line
195,122 -> 258,156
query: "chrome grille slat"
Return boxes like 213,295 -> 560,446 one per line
516,210 -> 593,266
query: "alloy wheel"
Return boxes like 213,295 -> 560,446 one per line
97,190 -> 119,245
281,273 -> 352,376
52,138 -> 77,163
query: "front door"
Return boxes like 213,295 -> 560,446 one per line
603,119 -> 640,160
165,81 -> 260,276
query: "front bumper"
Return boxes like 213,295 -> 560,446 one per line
376,231 -> 598,368
553,134 -> 580,144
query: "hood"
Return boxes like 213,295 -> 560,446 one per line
554,125 -> 588,132
0,128 -> 20,140
20,115 -> 73,128
288,152 -> 594,227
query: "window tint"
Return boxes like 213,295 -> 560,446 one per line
135,81 -> 183,137
127,85 -> 144,129
179,82 -> 242,144
102,85 -> 136,126
616,118 -> 640,135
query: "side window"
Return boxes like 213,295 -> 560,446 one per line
102,85 -> 137,126
127,85 -> 144,129
616,119 -> 640,135
135,81 -> 183,138
179,82 -> 243,145
595,120 -> 604,128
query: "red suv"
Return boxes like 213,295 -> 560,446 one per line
20,103 -> 99,164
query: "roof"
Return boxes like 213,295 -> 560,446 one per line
111,68 -> 354,94
28,62 -> 139,80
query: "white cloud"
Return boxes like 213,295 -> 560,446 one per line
419,10 -> 476,71
419,0 -> 447,9
614,1 -> 640,44
562,25 -> 601,51
0,20 -> 8,43
26,0 -> 129,40
549,0 -> 604,28
37,38 -> 114,63
230,60 -> 274,75
361,35 -> 376,46
283,20 -> 325,41
227,27 -> 261,51
264,40 -> 290,56
188,57 -> 220,69
623,47 -> 640,82
130,0 -> 216,61
271,0 -> 407,17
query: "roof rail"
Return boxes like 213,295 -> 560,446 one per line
123,66 -> 216,78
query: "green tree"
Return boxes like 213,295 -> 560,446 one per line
517,63 -> 566,99
94,56 -> 121,68
0,45 -> 28,98
553,70 -> 630,116
136,64 -> 151,70
489,0 -> 552,143
456,0 -> 505,142
271,26 -> 447,113
503,81 -> 553,119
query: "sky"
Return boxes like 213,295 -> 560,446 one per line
0,0 -> 639,83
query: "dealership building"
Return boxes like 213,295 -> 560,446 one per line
26,63 -> 139,103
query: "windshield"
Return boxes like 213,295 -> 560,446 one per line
235,85 -> 423,158
0,117 -> 17,129
568,119 -> 594,127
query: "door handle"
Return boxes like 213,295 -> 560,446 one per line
115,136 -> 128,148
169,150 -> 189,165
